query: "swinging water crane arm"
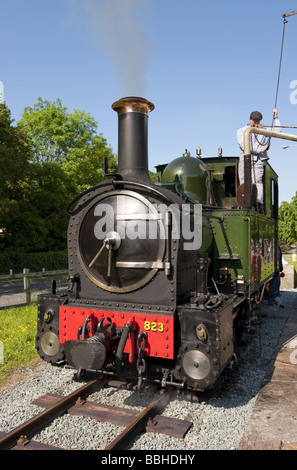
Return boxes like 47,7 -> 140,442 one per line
283,10 -> 297,19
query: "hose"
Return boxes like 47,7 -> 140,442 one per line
115,322 -> 132,374
254,281 -> 268,305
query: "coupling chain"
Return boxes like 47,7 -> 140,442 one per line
136,331 -> 147,391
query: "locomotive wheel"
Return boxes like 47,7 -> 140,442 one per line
36,326 -> 65,364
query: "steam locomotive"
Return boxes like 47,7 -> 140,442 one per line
35,97 -> 279,391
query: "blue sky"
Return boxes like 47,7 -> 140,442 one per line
1,0 -> 297,204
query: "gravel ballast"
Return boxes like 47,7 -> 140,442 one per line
0,289 -> 296,450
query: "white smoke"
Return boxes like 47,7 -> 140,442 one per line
82,0 -> 153,97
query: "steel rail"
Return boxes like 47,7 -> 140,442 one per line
0,376 -> 108,450
105,390 -> 172,450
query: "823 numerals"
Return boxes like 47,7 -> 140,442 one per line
144,321 -> 164,332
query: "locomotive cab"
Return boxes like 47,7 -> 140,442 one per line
160,152 -> 279,216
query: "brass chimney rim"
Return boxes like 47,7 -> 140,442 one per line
112,96 -> 155,116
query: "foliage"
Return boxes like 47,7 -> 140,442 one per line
18,98 -> 117,184
0,104 -> 32,247
0,304 -> 38,386
0,104 -> 30,199
278,192 -> 297,246
1,98 -> 117,253
0,250 -> 67,275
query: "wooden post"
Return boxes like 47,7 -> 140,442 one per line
23,268 -> 31,304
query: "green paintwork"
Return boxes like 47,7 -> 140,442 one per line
201,157 -> 238,208
161,156 -> 210,204
199,215 -> 214,254
157,154 -> 278,293
209,210 -> 277,291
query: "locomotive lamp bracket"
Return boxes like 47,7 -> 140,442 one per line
43,310 -> 53,323
218,267 -> 229,280
68,273 -> 80,295
196,324 -> 208,342
103,156 -> 121,179
235,275 -> 247,294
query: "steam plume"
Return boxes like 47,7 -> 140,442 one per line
83,0 -> 153,97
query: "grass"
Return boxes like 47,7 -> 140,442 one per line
0,257 -> 295,389
0,304 -> 39,386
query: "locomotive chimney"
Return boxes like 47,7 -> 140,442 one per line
112,97 -> 155,182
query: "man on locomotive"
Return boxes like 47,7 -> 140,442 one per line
237,108 -> 281,208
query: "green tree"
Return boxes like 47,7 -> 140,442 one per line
17,98 -> 117,250
278,193 -> 297,246
0,104 -> 30,200
0,104 -> 34,250
18,98 -> 117,188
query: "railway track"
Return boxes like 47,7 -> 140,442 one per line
0,376 -> 193,450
